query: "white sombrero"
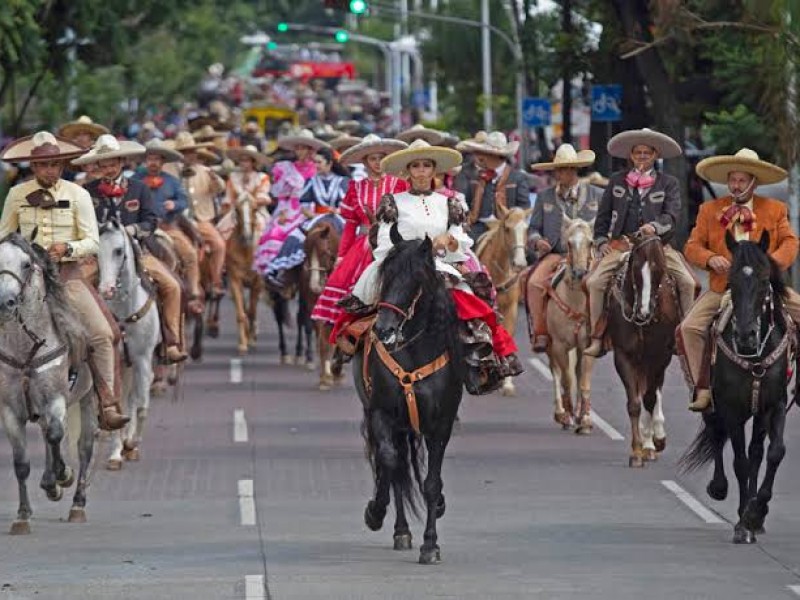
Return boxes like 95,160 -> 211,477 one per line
339,134 -> 408,166
143,139 -> 183,163
696,148 -> 787,185
277,129 -> 330,152
396,124 -> 445,145
456,130 -> 518,157
57,115 -> 109,141
192,124 -> 229,142
329,135 -> 363,153
173,131 -> 215,153
531,143 -> 596,170
71,134 -> 145,165
226,145 -> 270,166
380,139 -> 462,175
1,131 -> 87,164
607,128 -> 681,159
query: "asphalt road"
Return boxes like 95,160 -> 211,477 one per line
1,299 -> 800,600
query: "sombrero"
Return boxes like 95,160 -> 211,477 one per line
57,116 -> 109,141
192,124 -> 229,142
396,124 -> 445,145
381,139 -> 462,175
339,134 -> 408,166
227,145 -> 269,166
335,120 -> 362,135
456,130 -> 518,157
313,124 -> 346,142
143,139 -> 183,163
329,135 -> 363,153
277,129 -> 330,152
173,131 -> 214,153
198,148 -> 223,166
1,132 -> 87,164
696,148 -> 787,185
607,128 -> 681,159
531,143 -> 595,170
71,134 -> 145,166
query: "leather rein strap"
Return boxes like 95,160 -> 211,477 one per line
364,332 -> 450,434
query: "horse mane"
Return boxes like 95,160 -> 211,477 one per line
474,224 -> 500,257
173,214 -> 204,248
100,221 -> 156,295
732,241 -> 787,299
378,238 -> 462,363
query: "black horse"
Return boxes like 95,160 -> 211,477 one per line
681,231 -> 793,544
353,227 -> 463,564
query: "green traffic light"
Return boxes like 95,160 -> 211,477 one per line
334,30 -> 349,43
277,22 -> 289,33
349,0 -> 367,14
267,41 -> 278,50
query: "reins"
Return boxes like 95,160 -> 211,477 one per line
611,237 -> 675,327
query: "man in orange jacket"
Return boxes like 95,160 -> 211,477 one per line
679,148 -> 800,412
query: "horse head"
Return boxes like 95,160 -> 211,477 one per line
0,234 -> 42,322
234,192 -> 257,246
627,232 -> 667,323
726,230 -> 778,355
562,216 -> 594,282
304,221 -> 339,295
98,219 -> 132,299
496,205 -> 532,269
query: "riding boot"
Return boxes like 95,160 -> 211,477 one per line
688,341 -> 714,412
337,294 -> 373,316
144,255 -> 188,363
88,353 -> 129,431
532,295 -> 550,353
688,389 -> 713,412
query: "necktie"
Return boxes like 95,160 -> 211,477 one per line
479,169 -> 496,183
98,180 -> 125,198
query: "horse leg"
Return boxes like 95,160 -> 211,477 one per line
123,356 -> 152,462
2,405 -> 33,534
40,396 -> 68,502
576,353 -> 594,435
640,387 -> 657,462
392,432 -> 413,551
730,425 -> 756,543
190,311 -> 204,360
615,355 -> 644,467
549,347 -> 572,429
652,386 -> 667,453
294,301 -> 304,364
420,434 -> 448,565
742,409 -> 781,535
364,410 -> 393,533
248,284 -> 260,347
69,391 -> 95,523
272,294 -> 290,364
303,303 -> 315,369
230,278 -> 249,355
316,322 -> 334,390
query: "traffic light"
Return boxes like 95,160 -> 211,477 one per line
323,0 -> 368,13
334,30 -> 350,43
267,41 -> 278,50
349,0 -> 368,14
277,22 -> 289,33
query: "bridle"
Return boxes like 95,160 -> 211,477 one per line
731,286 -> 776,359
612,236 -> 671,326
378,288 -> 423,339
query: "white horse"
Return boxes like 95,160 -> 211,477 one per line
0,234 -> 95,533
98,221 -> 160,470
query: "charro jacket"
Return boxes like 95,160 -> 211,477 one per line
529,182 -> 602,254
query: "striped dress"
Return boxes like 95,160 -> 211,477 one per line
310,175 -> 409,324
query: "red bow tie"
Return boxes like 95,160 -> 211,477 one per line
625,170 -> 656,191
98,180 -> 125,198
143,175 -> 164,190
479,169 -> 496,183
720,203 -> 755,232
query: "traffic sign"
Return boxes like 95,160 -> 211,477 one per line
591,84 -> 623,122
522,97 -> 551,128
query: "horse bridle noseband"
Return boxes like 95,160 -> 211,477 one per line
377,288 -> 423,337
612,236 -> 674,327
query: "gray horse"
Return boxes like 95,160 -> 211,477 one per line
0,234 -> 95,534
98,221 -> 160,470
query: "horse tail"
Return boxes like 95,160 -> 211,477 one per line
679,412 -> 727,474
394,431 -> 424,519
269,290 -> 290,326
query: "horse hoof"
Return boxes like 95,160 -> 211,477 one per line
106,459 -> 123,471
575,422 -> 593,435
150,382 -> 167,397
123,447 -> 140,462
501,384 -> 516,397
281,355 -> 294,365
754,526 -> 765,535
436,494 -> 446,519
393,533 -> 413,550
68,507 -> 87,523
306,361 -> 316,372
642,449 -> 657,462
10,520 -> 30,535
628,455 -> 644,468
57,466 -> 75,488
190,347 -> 203,361
707,480 -> 728,501
733,527 -> 756,544
167,373 -> 179,386
418,546 -> 441,565
318,383 -> 332,391
45,485 -> 62,502
654,437 -> 666,452
553,412 -> 572,428
207,326 -> 220,339
364,501 -> 385,532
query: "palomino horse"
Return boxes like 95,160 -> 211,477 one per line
537,217 -> 595,433
682,232 -> 792,544
606,233 -> 679,467
301,218 -> 342,390
354,226 -> 462,565
226,192 -> 264,355
0,234 -> 95,532
476,205 -> 531,396
98,221 -> 161,470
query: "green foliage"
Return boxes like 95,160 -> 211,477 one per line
703,104 -> 773,156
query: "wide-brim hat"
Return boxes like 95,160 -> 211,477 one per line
1,132 -> 87,164
192,124 -> 229,142
277,129 -> 330,152
607,128 -> 681,159
531,143 -> 596,170
457,130 -> 518,157
396,124 -> 445,145
198,148 -> 223,166
696,148 -> 787,185
57,115 -> 109,141
335,120 -> 362,135
313,124 -> 346,142
226,145 -> 269,166
187,114 -> 234,132
173,131 -> 214,153
143,139 -> 183,163
339,134 -> 408,166
329,135 -> 363,152
381,139 -> 462,175
71,134 -> 145,166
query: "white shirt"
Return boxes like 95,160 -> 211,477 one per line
733,198 -> 755,242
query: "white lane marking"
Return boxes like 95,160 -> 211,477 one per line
590,410 -> 625,441
528,357 -> 553,381
661,480 -> 725,524
238,479 -> 256,526
245,574 -> 265,599
788,585 -> 800,596
234,409 -> 248,443
230,358 -> 243,384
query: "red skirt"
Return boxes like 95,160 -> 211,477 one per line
312,234 -> 373,325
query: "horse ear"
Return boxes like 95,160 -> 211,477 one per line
725,230 -> 737,254
390,223 -> 404,245
496,203 -> 509,219
561,215 -> 574,231
758,230 -> 770,253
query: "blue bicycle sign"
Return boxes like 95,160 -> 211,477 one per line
522,97 -> 551,128
591,85 -> 623,122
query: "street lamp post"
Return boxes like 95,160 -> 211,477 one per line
481,0 -> 493,130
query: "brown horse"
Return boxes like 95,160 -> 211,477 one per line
475,205 -> 531,396
605,234 -> 678,467
300,218 -> 342,390
226,192 -> 264,355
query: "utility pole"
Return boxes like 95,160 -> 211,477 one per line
560,0 -> 573,144
481,0 -> 493,130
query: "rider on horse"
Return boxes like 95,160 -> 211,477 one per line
338,139 -> 523,395
678,148 -> 800,412
79,135 -> 188,364
585,128 -> 698,358
0,132 -> 129,430
527,143 -> 601,352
